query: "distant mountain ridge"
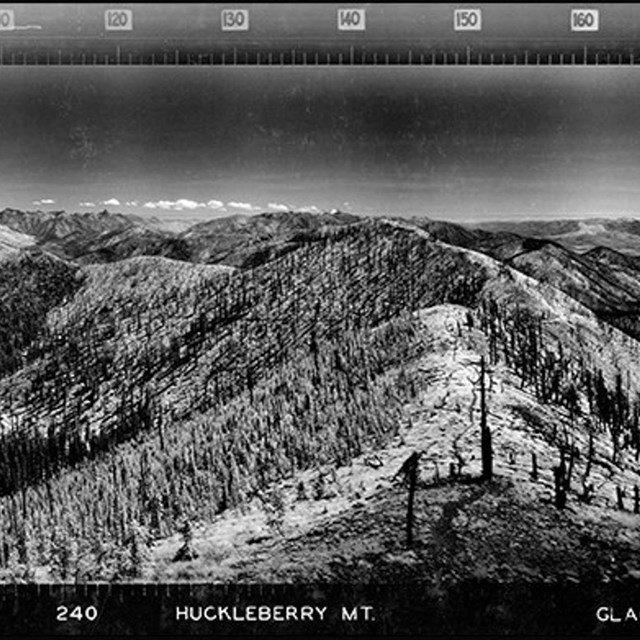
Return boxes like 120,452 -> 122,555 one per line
0,207 -> 362,267
180,209 -> 361,266
401,215 -> 640,341
0,208 -> 141,241
473,216 -> 640,255
6,205 -> 640,339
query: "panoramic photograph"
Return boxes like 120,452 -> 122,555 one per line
0,65 -> 640,590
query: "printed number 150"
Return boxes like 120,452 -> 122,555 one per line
454,9 -> 482,31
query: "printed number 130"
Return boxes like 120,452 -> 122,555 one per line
221,9 -> 249,31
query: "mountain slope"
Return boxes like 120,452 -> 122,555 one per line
506,242 -> 640,312
147,305 -> 640,584
583,245 -> 640,275
0,220 -> 487,496
179,210 -> 361,266
0,213 -> 640,587
0,249 -> 81,377
69,227 -> 193,264
414,217 -> 640,342
0,224 -> 34,258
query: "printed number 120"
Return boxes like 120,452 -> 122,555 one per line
105,9 -> 133,31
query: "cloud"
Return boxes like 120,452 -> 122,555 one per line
207,200 -> 224,210
33,198 -> 55,206
268,203 -> 290,212
299,205 -> 322,214
228,201 -> 260,212
102,198 -> 121,207
142,199 -> 208,211
79,201 -> 96,207
176,198 -> 207,210
125,200 -> 139,207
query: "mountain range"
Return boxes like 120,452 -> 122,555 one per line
475,216 -> 640,255
0,206 -> 639,606
0,208 -> 360,268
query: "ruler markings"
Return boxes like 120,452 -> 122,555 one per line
0,34 -> 637,45
0,49 -> 637,65
0,6 -> 637,65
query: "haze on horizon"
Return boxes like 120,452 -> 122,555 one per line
1,66 -> 640,223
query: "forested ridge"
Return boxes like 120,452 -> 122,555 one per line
1,211 -> 640,582
0,217 -> 487,579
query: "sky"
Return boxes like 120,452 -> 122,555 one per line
1,66 -> 640,222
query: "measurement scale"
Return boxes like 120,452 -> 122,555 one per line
0,4 -> 637,65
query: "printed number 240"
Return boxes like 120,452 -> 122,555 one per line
56,605 -> 98,622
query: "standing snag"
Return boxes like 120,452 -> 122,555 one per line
395,451 -> 421,548
530,452 -> 538,480
479,356 -> 493,481
553,451 -> 567,510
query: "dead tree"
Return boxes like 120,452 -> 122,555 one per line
469,356 -> 493,481
585,431 -> 594,480
479,356 -> 493,481
530,452 -> 538,481
616,486 -> 625,511
553,451 -> 567,509
395,452 -> 421,548
634,486 -> 639,515
565,444 -> 576,492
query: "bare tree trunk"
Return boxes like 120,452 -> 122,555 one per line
530,451 -> 538,480
480,357 -> 493,481
616,486 -> 625,511
396,452 -> 421,548
406,458 -> 418,548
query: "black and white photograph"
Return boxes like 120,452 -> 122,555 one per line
1,3 -> 640,636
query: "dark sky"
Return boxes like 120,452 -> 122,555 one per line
1,66 -> 640,221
